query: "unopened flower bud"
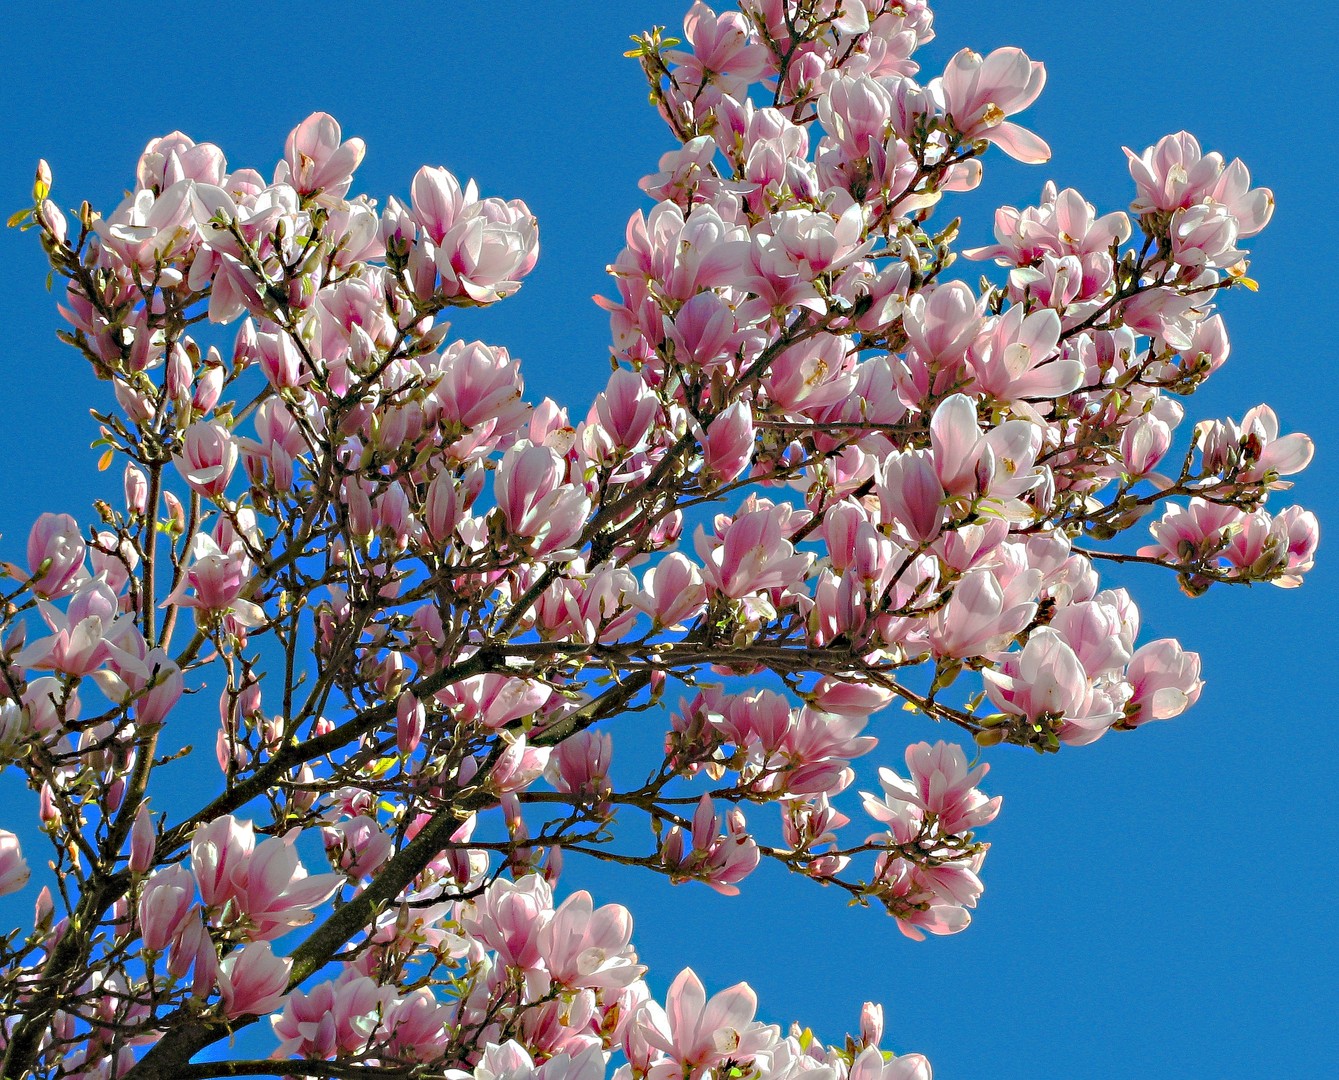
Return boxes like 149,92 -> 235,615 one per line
859,1002 -> 884,1048
166,342 -> 194,402
39,784 -> 58,826
193,357 -> 225,414
129,802 -> 156,874
163,491 -> 187,536
34,886 -> 54,934
123,463 -> 147,516
106,777 -> 125,813
38,200 -> 67,246
396,692 -> 425,757
0,829 -> 30,897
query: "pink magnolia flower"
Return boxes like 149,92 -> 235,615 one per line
936,47 -> 1050,163
665,289 -> 742,371
1006,251 -> 1111,324
494,443 -> 591,557
89,529 -> 139,597
1121,639 -> 1203,728
615,203 -> 749,304
763,335 -> 858,413
641,968 -> 773,1073
374,483 -> 414,550
635,553 -> 707,629
1169,203 -> 1243,272
471,1041 -> 544,1080
321,815 -> 395,881
928,568 -> 1037,659
867,741 -> 1002,835
437,672 -> 553,730
1121,414 -> 1173,478
138,865 -> 196,952
871,853 -> 977,940
726,235 -> 826,326
396,691 -> 426,757
1198,404 -> 1314,488
968,305 -> 1080,403
1177,312 -> 1231,375
37,198 -> 67,245
928,393 -> 1042,502
538,890 -> 644,990
94,638 -> 184,728
381,988 -> 453,1062
190,815 -> 342,941
234,837 -> 343,941
429,340 -> 530,451
0,829 -> 30,897
807,677 -> 896,721
701,400 -> 755,486
512,992 -> 604,1061
487,732 -> 551,795
904,282 -> 982,368
983,627 -> 1122,744
93,180 -> 204,270
780,793 -> 850,876
217,941 -> 291,1019
1269,506 -> 1320,587
207,254 -> 266,323
271,970 -> 389,1059
123,463 -> 149,517
819,498 -> 871,574
818,74 -> 894,160
129,803 -> 156,874
434,197 -> 540,305
18,677 -> 77,739
590,367 -> 662,455
174,420 -> 238,498
244,398 -> 310,492
23,512 -> 88,599
165,909 -> 217,997
1128,131 -> 1227,213
966,182 -> 1131,265
697,506 -> 812,600
641,134 -> 722,204
876,450 -> 944,543
1125,131 -> 1274,235
254,328 -> 305,391
1137,498 -> 1246,568
137,131 -> 226,191
715,691 -> 874,796
410,165 -> 471,244
189,816 -> 256,911
546,730 -> 614,809
664,3 -> 765,104
770,205 -> 870,279
850,1044 -> 932,1080
422,470 -> 464,547
280,112 -> 365,203
1037,568 -> 1127,655
459,875 -> 553,969
163,533 -> 264,628
660,796 -> 760,895
859,1002 -> 884,1049
13,577 -> 134,679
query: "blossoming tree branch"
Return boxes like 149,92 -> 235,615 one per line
0,1 -> 1317,1077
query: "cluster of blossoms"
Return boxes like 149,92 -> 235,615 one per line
0,2 -> 1316,1079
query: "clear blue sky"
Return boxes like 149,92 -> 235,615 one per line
1,3 -> 1335,1078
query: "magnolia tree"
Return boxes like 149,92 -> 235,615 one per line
0,1 -> 1319,1078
